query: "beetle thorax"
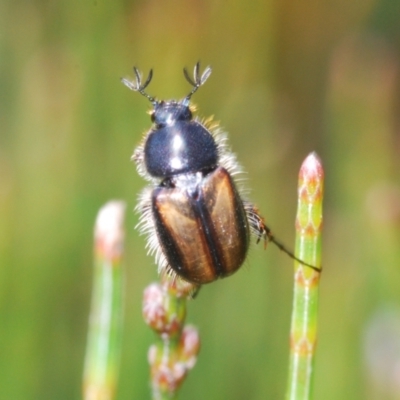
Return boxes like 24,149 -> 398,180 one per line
144,105 -> 219,179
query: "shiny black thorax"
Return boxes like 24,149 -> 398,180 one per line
144,102 -> 218,178
144,102 -> 250,284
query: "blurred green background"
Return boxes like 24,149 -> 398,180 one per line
1,0 -> 400,399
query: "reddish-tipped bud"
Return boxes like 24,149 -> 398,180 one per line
148,325 -> 200,395
161,272 -> 199,298
142,283 -> 185,336
295,152 -> 323,272
94,201 -> 126,262
179,325 -> 201,368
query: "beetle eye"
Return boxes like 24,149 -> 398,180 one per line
150,112 -> 155,122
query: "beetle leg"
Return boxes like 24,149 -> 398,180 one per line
245,203 -> 270,248
244,202 -> 321,272
160,268 -> 201,298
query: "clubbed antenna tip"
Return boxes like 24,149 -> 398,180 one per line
183,61 -> 212,102
121,67 -> 155,104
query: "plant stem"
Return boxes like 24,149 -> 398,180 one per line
285,153 -> 323,400
83,201 -> 126,400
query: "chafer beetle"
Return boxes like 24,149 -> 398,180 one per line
122,63 -> 318,286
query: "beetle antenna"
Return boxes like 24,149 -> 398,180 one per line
121,67 -> 156,104
183,61 -> 212,102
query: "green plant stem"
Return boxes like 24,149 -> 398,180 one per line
286,153 -> 323,400
83,201 -> 126,400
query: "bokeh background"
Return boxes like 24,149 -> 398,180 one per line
1,0 -> 400,399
